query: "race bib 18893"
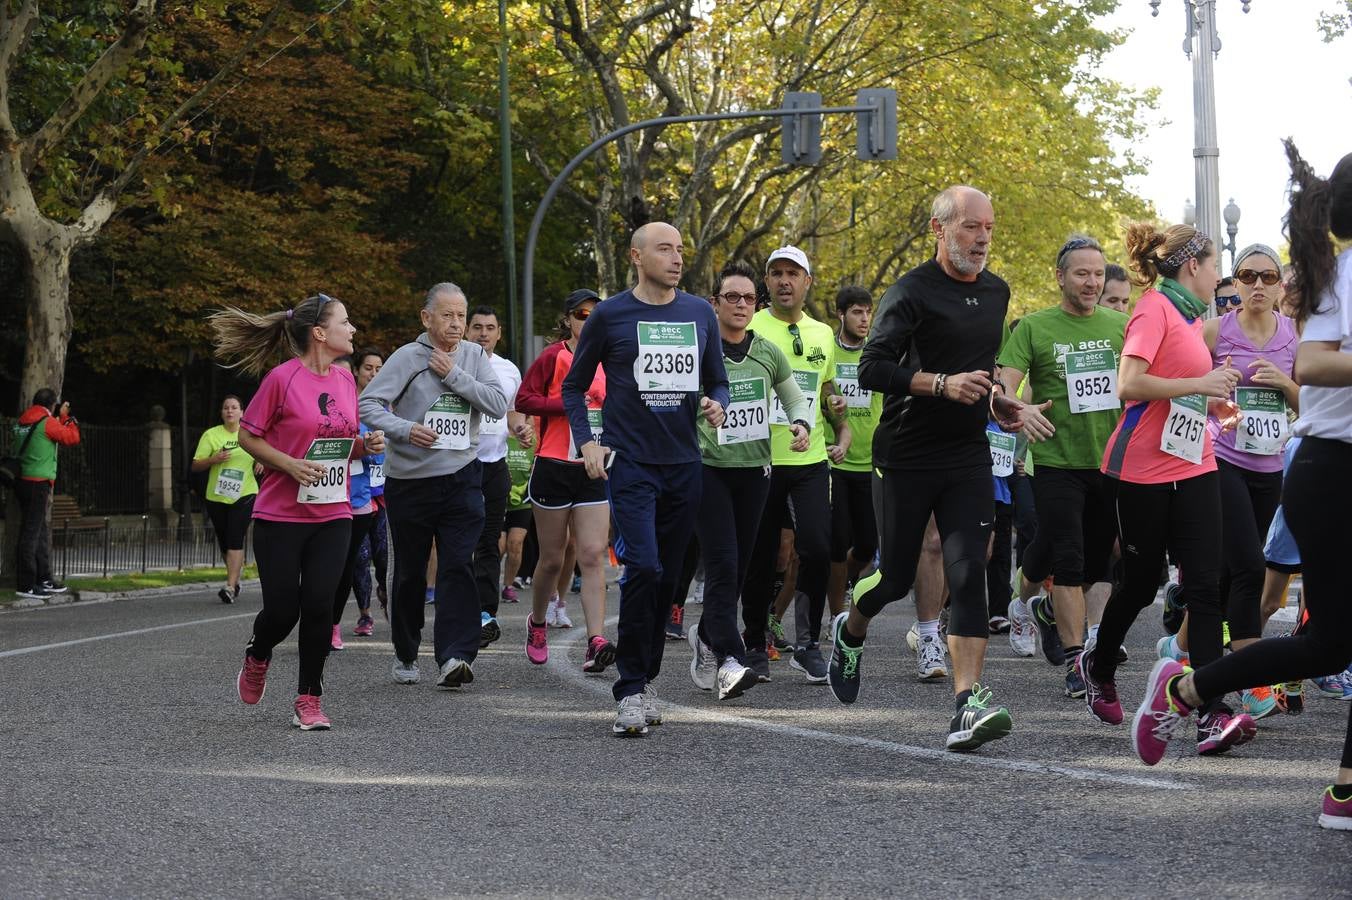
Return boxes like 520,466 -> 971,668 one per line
424,393 -> 471,450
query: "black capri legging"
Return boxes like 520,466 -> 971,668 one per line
1194,437 -> 1352,768
854,464 -> 993,639
206,495 -> 255,555
1216,458 -> 1282,642
1021,467 -> 1116,588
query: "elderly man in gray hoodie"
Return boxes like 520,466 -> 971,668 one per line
360,282 -> 508,689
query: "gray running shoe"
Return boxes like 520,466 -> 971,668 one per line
613,695 -> 649,737
745,648 -> 772,683
436,658 -> 473,689
789,645 -> 828,683
392,658 -> 420,685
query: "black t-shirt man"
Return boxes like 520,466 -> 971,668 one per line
860,258 -> 1010,470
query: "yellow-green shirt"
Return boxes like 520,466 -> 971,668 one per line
194,425 -> 258,505
827,340 -> 883,473
750,308 -> 836,466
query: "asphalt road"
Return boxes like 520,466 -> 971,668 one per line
1,584 -> 1348,898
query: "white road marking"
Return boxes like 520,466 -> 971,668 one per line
0,613 -> 254,659
546,620 -> 1191,792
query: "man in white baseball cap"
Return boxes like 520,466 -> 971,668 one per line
742,244 -> 851,684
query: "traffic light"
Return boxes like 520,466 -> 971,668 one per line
781,91 -> 823,166
856,88 -> 897,161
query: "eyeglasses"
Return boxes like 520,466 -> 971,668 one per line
716,292 -> 758,306
1215,295 -> 1242,310
787,323 -> 803,356
570,308 -> 591,321
1234,268 -> 1282,286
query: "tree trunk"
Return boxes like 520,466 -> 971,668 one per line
19,225 -> 76,404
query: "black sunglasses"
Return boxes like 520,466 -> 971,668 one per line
787,323 -> 803,356
1234,269 -> 1281,286
1215,295 -> 1241,310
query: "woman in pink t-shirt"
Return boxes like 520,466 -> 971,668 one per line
1078,222 -> 1257,755
209,293 -> 385,731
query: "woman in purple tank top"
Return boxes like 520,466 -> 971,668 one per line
1165,244 -> 1299,719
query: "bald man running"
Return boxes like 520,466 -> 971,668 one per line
563,222 -> 730,737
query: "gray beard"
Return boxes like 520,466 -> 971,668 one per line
946,233 -> 986,276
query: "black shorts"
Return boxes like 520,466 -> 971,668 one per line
504,507 -> 533,531
1022,467 -> 1116,588
526,457 -> 608,510
206,495 -> 255,554
830,468 -> 877,563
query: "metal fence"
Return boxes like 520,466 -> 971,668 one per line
55,514 -> 250,580
0,417 -> 149,515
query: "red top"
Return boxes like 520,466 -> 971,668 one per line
515,341 -> 604,462
1101,289 -> 1217,484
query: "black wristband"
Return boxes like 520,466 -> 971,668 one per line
791,418 -> 811,433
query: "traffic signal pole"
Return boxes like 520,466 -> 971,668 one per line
520,90 -> 896,363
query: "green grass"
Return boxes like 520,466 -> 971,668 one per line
63,565 -> 259,595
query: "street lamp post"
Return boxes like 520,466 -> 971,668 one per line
1150,0 -> 1252,247
1222,197 -> 1242,271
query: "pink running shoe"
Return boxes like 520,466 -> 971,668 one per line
1319,786 -> 1352,831
1197,708 -> 1258,756
1131,657 -> 1193,766
526,616 -> 549,665
237,655 -> 270,705
501,585 -> 519,603
353,615 -> 374,637
582,635 -> 616,673
292,694 -> 331,731
1077,649 -> 1123,725
330,624 -> 344,651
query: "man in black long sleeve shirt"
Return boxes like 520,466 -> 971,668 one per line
825,185 -> 1039,753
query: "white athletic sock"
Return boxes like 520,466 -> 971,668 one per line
917,619 -> 941,640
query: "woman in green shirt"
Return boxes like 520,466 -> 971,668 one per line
687,260 -> 811,700
192,395 -> 262,603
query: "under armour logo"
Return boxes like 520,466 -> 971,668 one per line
965,297 -> 979,307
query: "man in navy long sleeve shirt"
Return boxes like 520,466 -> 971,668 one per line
562,221 -> 729,736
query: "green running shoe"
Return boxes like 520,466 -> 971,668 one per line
946,684 -> 1013,752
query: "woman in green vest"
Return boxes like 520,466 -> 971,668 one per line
686,259 -> 811,700
192,395 -> 262,603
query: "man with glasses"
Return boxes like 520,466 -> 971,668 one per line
1214,276 -> 1242,314
743,245 -> 850,683
360,283 -> 508,689
997,235 -> 1128,700
562,221 -> 729,736
826,185 -> 1042,752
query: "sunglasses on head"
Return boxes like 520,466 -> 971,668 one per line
1234,268 -> 1281,286
1215,295 -> 1242,310
787,323 -> 803,356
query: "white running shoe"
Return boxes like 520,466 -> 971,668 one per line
554,598 -> 573,628
690,577 -> 705,605
544,595 -> 560,627
392,658 -> 420,684
688,626 -> 717,691
916,633 -> 948,680
641,684 -> 663,725
613,695 -> 648,736
1008,597 -> 1036,657
717,659 -> 756,700
906,622 -> 920,652
436,658 -> 474,689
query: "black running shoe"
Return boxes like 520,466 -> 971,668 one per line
827,612 -> 863,705
1029,595 -> 1064,665
946,685 -> 1013,752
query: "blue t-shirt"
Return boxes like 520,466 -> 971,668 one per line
563,288 -> 730,465
349,424 -> 373,509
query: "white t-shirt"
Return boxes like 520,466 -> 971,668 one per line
1294,248 -> 1352,443
477,353 -> 522,463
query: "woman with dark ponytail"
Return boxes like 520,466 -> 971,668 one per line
1075,219 -> 1256,757
210,294 -> 386,731
1122,142 -> 1352,831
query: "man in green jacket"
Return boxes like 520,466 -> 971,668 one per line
13,389 -> 81,600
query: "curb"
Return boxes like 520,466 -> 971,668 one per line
0,578 -> 261,611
